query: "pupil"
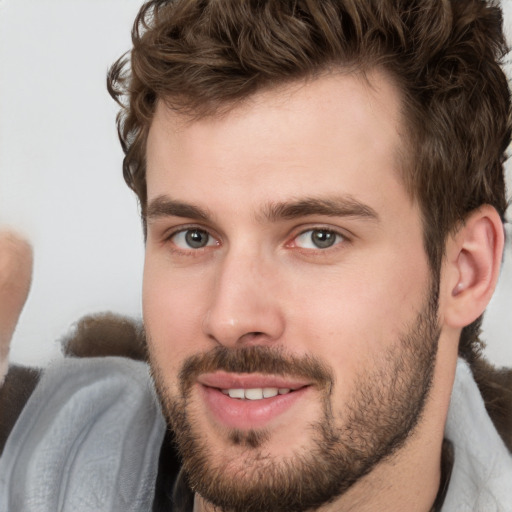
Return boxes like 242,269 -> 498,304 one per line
186,229 -> 208,248
312,230 -> 335,248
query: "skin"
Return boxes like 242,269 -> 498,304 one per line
0,231 -> 33,384
143,71 -> 500,511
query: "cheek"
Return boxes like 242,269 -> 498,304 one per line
284,249 -> 430,381
143,258 -> 212,380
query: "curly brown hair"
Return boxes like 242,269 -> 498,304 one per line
108,0 -> 511,362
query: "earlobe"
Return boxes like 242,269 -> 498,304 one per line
444,205 -> 504,328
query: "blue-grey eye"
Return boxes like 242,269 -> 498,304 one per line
172,229 -> 215,249
295,229 -> 343,249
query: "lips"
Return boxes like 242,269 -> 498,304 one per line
198,371 -> 311,430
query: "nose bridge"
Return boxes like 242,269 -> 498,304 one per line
203,242 -> 284,346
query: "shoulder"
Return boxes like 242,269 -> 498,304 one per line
0,356 -> 165,511
0,312 -> 149,456
443,358 -> 512,511
471,356 -> 512,452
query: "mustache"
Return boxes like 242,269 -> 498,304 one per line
179,345 -> 333,396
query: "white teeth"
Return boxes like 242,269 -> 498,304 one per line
222,387 -> 291,400
263,388 -> 279,398
227,388 -> 245,399
245,388 -> 264,400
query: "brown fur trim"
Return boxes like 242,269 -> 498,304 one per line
0,314 -> 146,454
471,357 -> 512,452
0,365 -> 41,456
60,312 -> 147,362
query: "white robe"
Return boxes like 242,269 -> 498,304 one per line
0,357 -> 510,511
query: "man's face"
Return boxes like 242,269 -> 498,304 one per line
143,72 -> 439,511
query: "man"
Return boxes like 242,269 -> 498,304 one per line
1,0 -> 511,511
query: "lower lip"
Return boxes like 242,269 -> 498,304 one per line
200,385 -> 309,430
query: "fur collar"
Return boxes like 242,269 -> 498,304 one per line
443,359 -> 512,511
471,357 -> 512,452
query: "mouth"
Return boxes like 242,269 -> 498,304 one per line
197,372 -> 312,430
220,387 -> 293,400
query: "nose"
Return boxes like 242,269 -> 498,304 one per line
202,249 -> 285,347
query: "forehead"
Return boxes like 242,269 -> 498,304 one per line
145,71 -> 410,215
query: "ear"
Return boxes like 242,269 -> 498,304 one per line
442,205 -> 504,329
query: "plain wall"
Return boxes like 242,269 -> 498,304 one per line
1,0 -> 511,368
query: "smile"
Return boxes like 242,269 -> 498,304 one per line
221,387 -> 292,400
197,372 -> 312,430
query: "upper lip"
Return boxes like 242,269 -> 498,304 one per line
198,371 -> 311,390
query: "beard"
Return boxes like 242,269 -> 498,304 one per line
148,285 -> 440,512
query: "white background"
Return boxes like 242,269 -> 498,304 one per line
1,0 -> 511,368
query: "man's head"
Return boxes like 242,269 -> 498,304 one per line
109,1 -> 510,510
142,72 -> 449,511
109,0 -> 510,363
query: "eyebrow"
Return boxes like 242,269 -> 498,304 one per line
146,195 -> 379,224
146,196 -> 211,222
261,196 -> 379,222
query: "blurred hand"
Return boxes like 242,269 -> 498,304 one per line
0,231 -> 33,384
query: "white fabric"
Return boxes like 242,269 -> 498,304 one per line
443,358 -> 512,511
0,357 -> 166,512
0,356 -> 510,511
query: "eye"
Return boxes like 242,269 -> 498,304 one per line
294,229 -> 345,249
171,228 -> 217,249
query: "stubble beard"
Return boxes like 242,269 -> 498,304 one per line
148,286 -> 440,512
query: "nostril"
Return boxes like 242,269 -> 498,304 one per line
237,332 -> 267,344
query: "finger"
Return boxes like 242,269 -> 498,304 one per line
0,231 -> 33,364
